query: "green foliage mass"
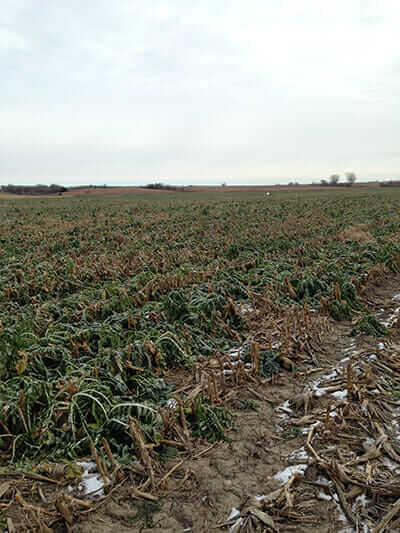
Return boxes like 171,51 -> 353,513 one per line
350,314 -> 388,337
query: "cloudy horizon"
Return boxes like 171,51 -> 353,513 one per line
1,1 -> 399,186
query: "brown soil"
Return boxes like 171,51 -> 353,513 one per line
2,279 -> 400,532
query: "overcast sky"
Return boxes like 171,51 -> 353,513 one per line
1,1 -> 399,186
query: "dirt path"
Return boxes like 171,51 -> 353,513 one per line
3,279 -> 400,532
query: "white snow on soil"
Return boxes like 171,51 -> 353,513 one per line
77,461 -> 108,497
273,464 -> 308,483
229,516 -> 243,532
331,390 -> 348,400
287,446 -> 308,461
227,508 -> 240,520
317,491 -> 332,501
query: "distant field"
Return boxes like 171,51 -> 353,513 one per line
0,181 -> 382,199
1,187 -> 400,530
0,186 -> 170,199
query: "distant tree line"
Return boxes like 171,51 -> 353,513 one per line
69,184 -> 108,190
1,184 -> 68,195
320,172 -> 356,187
143,183 -> 185,192
379,181 -> 400,187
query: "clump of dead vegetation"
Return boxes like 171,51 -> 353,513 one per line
337,223 -> 376,244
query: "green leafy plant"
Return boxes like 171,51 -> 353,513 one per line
188,398 -> 235,442
350,314 -> 388,337
282,426 -> 302,441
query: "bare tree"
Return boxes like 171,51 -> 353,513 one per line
345,172 -> 356,186
329,174 -> 340,186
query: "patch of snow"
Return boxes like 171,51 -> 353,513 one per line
227,508 -> 240,520
310,370 -> 339,397
335,503 -> 348,524
392,420 -> 400,441
355,493 -> 370,506
316,475 -> 332,486
382,456 -> 400,473
343,343 -> 356,354
277,399 -> 292,415
301,420 -> 322,434
317,491 -> 332,501
320,369 -> 338,381
229,516 -> 243,533
314,387 -> 330,398
273,464 -> 308,484
287,446 -> 308,461
331,390 -> 347,400
77,461 -> 108,498
227,349 -> 240,360
364,436 -> 375,447
238,303 -> 254,315
382,305 -> 400,327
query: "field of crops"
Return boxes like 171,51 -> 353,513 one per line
1,187 -> 400,530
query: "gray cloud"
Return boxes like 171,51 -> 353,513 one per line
1,0 -> 400,185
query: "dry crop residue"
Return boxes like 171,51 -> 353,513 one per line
219,280 -> 400,533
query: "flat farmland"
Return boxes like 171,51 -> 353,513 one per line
1,188 -> 400,532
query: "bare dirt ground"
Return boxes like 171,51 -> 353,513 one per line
2,278 -> 400,532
